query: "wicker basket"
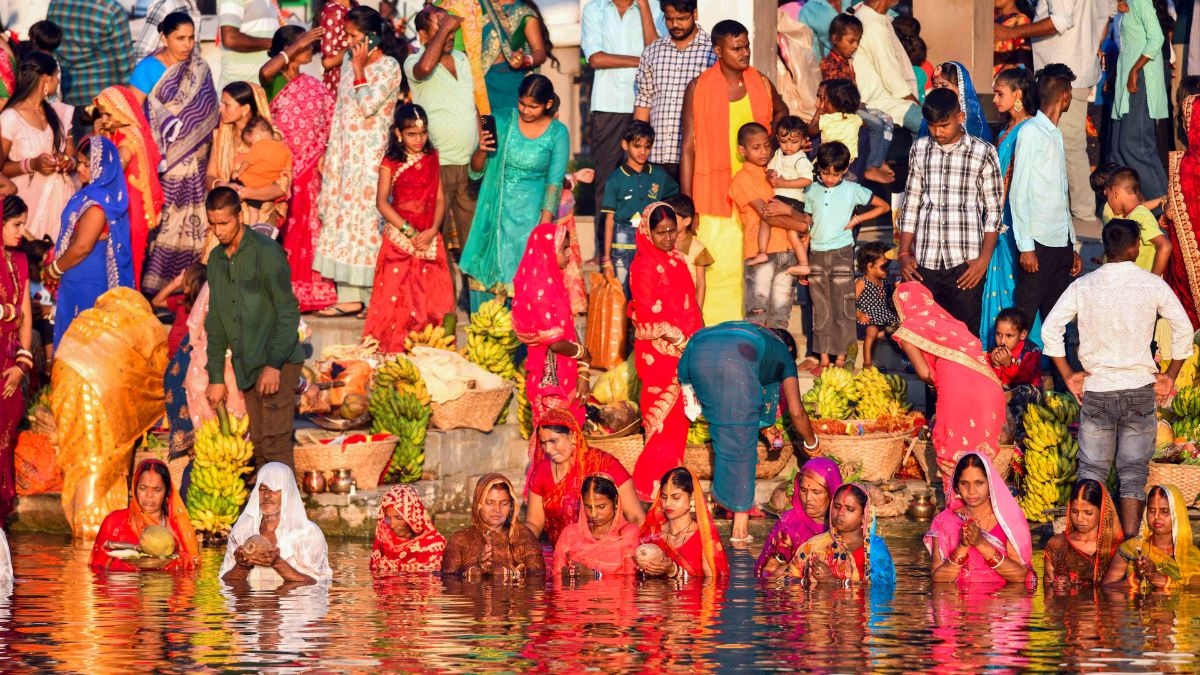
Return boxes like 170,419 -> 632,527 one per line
818,433 -> 910,482
293,436 -> 398,490
588,434 -> 645,474
684,442 -> 795,480
1147,462 -> 1200,502
430,384 -> 514,432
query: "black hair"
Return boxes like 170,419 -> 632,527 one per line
537,423 -> 572,437
776,115 -> 806,138
1102,219 -> 1141,260
183,263 -> 207,306
921,87 -> 961,124
413,5 -> 444,35
1147,484 -> 1168,506
268,25 -> 307,57
833,483 -> 868,508
856,241 -> 890,274
137,462 -> 174,514
1179,75 -> 1200,105
815,141 -> 851,173
659,0 -> 697,12
2,195 -> 28,223
1069,478 -> 1105,510
28,20 -> 63,52
829,13 -> 863,39
993,66 -> 1039,124
346,5 -> 412,94
623,120 -> 655,144
1089,161 -> 1120,194
9,52 -> 64,152
711,19 -> 748,45
891,15 -> 920,39
664,194 -> 695,220
1105,166 -> 1141,196
936,62 -> 961,90
952,453 -> 988,491
995,306 -> 1030,334
158,11 -> 195,36
770,328 -> 798,359
518,74 -> 559,118
384,104 -> 434,163
736,122 -> 769,147
823,78 -> 860,115
1035,63 -> 1076,112
205,186 -> 242,213
1152,0 -> 1175,37
521,0 -> 559,70
660,467 -> 695,495
581,474 -> 619,503
222,81 -> 261,117
900,34 -> 926,67
646,203 -> 677,233
240,115 -> 275,141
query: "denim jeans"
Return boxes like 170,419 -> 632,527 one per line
610,224 -> 637,294
1077,385 -> 1156,500
858,107 -> 893,169
743,251 -> 796,329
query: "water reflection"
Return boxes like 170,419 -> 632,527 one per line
0,534 -> 1196,672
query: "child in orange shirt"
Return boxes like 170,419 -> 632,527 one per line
231,116 -> 292,226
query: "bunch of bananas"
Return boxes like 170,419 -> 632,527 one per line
1173,418 -> 1200,441
404,323 -> 457,352
1018,396 -> 1080,522
466,298 -> 520,378
687,417 -> 712,444
1172,385 -> 1200,419
186,403 -> 253,536
853,367 -> 909,419
370,356 -> 432,483
803,366 -> 909,420
515,368 -> 532,440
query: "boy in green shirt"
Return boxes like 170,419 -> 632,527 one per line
1103,167 -> 1171,275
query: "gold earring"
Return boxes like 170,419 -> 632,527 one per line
1013,98 -> 1024,113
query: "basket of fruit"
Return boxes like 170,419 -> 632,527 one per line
1147,386 -> 1200,504
293,433 -> 398,491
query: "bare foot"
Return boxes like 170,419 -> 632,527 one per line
864,165 -> 896,184
834,356 -> 847,369
730,513 -> 751,543
746,253 -> 769,266
787,264 -> 810,276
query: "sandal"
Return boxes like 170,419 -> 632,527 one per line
316,304 -> 363,318
729,534 -> 754,543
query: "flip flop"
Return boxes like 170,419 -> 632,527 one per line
316,305 -> 361,318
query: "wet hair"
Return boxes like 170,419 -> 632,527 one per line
9,52 -> 64,152
581,474 -> 619,504
623,120 -> 655,144
770,328 -> 798,359
158,11 -> 194,37
829,13 -> 863,39
205,186 -> 242,213
736,122 -> 769,147
268,25 -> 307,57
1036,63 -> 1076,112
240,115 -> 275,142
993,67 -> 1039,121
823,78 -> 860,115
29,20 -> 63,52
815,141 -> 850,173
833,483 -> 868,508
891,16 -> 921,39
518,74 -> 559,117
659,0 -> 697,12
137,462 -> 174,514
775,115 -> 806,138
660,467 -> 695,495
346,5 -> 412,93
1102,219 -> 1141,260
952,453 -> 988,491
384,104 -> 434,162
1069,478 -> 1105,510
1105,166 -> 1141,196
182,263 -> 207,306
1089,161 -> 1120,194
413,5 -> 445,35
921,87 -> 961,124
995,306 -> 1029,334
711,19 -> 748,45
2,195 -> 28,222
856,241 -> 890,274
222,81 -> 261,117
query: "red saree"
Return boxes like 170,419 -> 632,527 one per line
370,485 -> 447,575
629,202 -> 704,501
1166,94 -> 1200,328
512,222 -> 586,428
270,74 -> 338,312
363,151 -> 455,352
0,247 -> 28,520
88,459 -> 200,571
638,468 -> 729,578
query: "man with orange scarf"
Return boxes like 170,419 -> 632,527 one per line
680,19 -> 787,325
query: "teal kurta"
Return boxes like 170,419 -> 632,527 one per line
460,108 -> 568,298
1112,0 -> 1168,120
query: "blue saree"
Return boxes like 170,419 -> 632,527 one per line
918,61 -> 992,143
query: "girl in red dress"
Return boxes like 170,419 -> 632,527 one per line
363,104 -> 454,352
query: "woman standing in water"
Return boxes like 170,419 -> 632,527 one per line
1103,484 -> 1200,590
1044,478 -> 1123,587
636,467 -> 729,579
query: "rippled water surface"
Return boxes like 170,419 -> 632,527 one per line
2,530 -> 1199,673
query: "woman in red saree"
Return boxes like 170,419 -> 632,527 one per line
637,466 -> 729,578
525,407 -> 643,545
93,85 -> 164,290
269,37 -> 338,313
362,104 -> 454,352
629,202 -> 703,501
512,221 -> 587,429
1165,94 -> 1200,328
0,196 -> 32,522
892,282 -> 1005,484
89,458 -> 200,571
369,484 -> 446,575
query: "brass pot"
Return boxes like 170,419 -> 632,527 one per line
908,491 -> 936,521
301,470 -> 326,494
328,468 -> 354,494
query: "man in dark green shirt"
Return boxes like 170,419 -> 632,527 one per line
204,187 -> 304,469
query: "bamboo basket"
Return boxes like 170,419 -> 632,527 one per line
818,432 -> 910,482
684,442 -> 795,480
429,384 -> 514,432
1147,463 -> 1200,502
911,441 -> 1016,483
587,434 -> 645,474
293,436 -> 398,490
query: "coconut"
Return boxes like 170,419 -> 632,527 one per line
339,393 -> 369,419
635,543 -> 667,564
242,534 -> 272,557
139,525 -> 177,558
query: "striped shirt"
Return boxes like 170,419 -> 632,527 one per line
46,0 -> 134,106
134,0 -> 201,62
634,29 -> 716,165
218,0 -> 282,88
898,134 -> 1004,270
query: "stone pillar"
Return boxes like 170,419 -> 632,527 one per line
912,0 -> 993,94
698,0 -> 778,81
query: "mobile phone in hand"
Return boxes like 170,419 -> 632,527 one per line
480,114 -> 497,143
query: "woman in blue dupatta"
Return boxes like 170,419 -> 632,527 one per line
52,136 -> 135,348
919,61 -> 992,143
980,67 -> 1040,346
788,483 -> 896,587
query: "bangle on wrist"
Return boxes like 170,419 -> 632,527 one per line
280,50 -> 290,64
987,551 -> 1006,569
802,436 -> 819,450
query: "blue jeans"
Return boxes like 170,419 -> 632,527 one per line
858,108 -> 893,169
1077,385 -> 1156,500
610,224 -> 636,294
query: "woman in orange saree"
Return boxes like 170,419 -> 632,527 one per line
89,458 -> 200,571
637,467 -> 729,579
1044,478 -> 1123,587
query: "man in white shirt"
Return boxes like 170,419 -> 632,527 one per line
850,0 -> 920,132
1041,219 -> 1193,538
996,0 -> 1117,227
218,0 -> 281,88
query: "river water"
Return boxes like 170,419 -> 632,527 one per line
1,530 -> 1197,673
